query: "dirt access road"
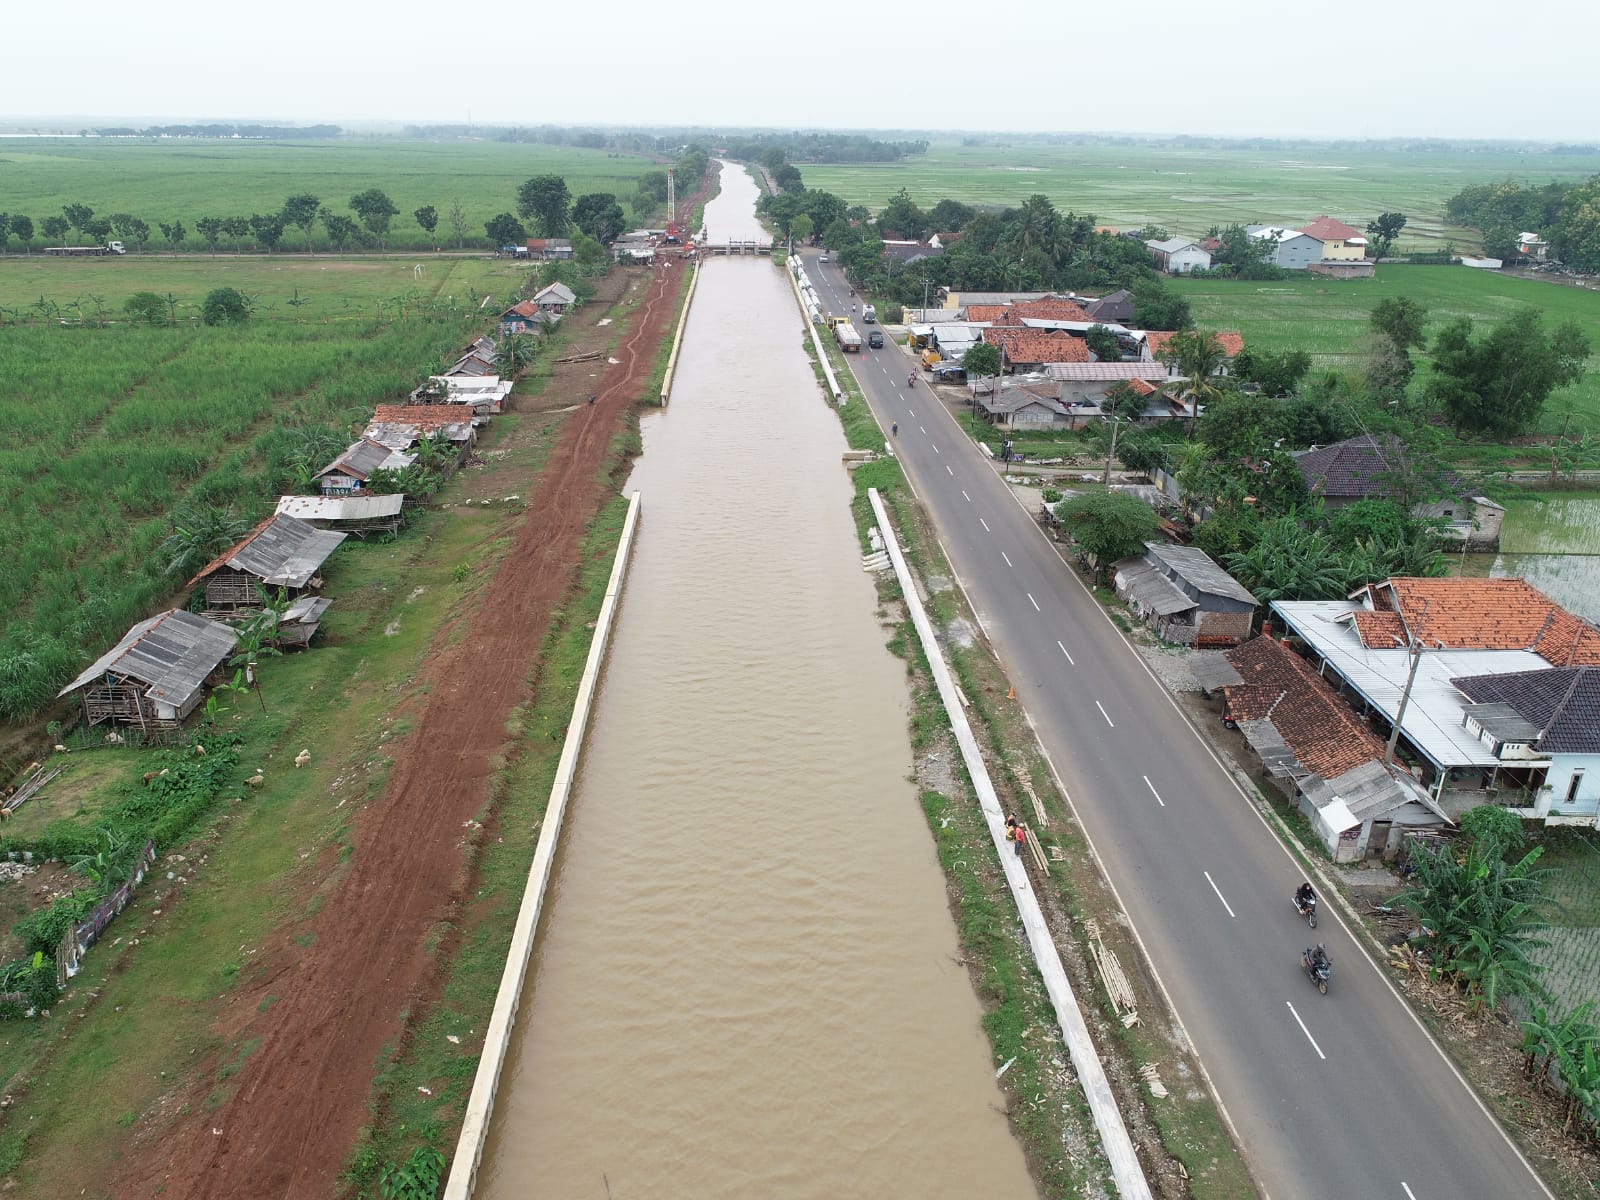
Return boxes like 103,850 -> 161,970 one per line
117,236 -> 703,1197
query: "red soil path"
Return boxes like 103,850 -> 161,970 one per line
117,234 -> 703,1198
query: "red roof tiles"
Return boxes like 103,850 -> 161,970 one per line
982,327 -> 1090,365
1300,215 -> 1366,244
370,405 -> 473,431
1353,578 -> 1600,666
1225,636 -> 1386,778
1145,330 -> 1243,357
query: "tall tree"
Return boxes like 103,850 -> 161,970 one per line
0,212 -> 10,254
282,193 -> 321,253
484,213 -> 527,248
414,205 -> 439,250
517,175 -> 571,236
196,216 -> 224,255
1427,309 -> 1591,435
348,189 -> 398,248
222,215 -> 250,253
9,215 -> 32,253
159,220 -> 187,253
788,214 -> 813,246
62,203 -> 94,245
571,193 -> 626,244
1084,325 -> 1123,362
1365,212 -> 1407,258
448,199 -> 469,250
1371,296 -> 1428,350
877,187 -> 927,240
321,211 -> 358,251
1057,491 -> 1160,568
41,215 -> 70,245
247,213 -> 282,252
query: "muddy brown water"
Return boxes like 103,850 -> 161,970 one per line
476,164 -> 1035,1198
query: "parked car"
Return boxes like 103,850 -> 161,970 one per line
868,330 -> 884,349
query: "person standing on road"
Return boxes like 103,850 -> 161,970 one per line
1013,820 -> 1028,859
892,421 -> 898,436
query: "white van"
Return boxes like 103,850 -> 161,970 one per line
862,304 -> 876,324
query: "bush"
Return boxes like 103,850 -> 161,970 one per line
14,890 -> 97,958
201,287 -> 250,326
1459,804 -> 1527,859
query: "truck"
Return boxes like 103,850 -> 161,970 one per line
834,322 -> 862,353
861,304 -> 876,324
43,242 -> 125,257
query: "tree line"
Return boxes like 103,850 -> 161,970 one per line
483,147 -> 710,249
1447,175 -> 1600,268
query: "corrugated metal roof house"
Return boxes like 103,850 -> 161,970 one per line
58,610 -> 239,728
187,514 -> 347,612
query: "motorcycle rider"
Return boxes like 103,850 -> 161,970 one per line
1295,881 -> 1317,914
1306,943 -> 1331,977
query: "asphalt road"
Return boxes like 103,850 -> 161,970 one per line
802,256 -> 1549,1200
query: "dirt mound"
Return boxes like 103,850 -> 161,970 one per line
116,254 -> 695,1198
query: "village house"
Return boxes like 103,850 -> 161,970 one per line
186,514 -> 347,614
1517,232 -> 1550,262
57,610 -> 239,730
1215,635 -> 1448,860
1142,330 -> 1245,373
532,281 -> 577,314
276,492 -> 406,539
315,437 -> 414,496
1300,215 -> 1367,260
1145,237 -> 1212,275
409,374 -> 513,415
1113,542 -> 1258,646
1042,362 -> 1174,413
1247,226 -> 1325,270
499,300 -> 555,336
1269,577 -> 1600,823
445,336 -> 498,378
971,379 -> 1072,428
881,238 -> 944,267
1451,666 -> 1600,821
365,405 -> 480,464
1293,433 -> 1504,549
1085,288 -> 1135,325
981,327 -> 1090,372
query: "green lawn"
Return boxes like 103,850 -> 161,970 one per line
801,141 -> 1600,252
1171,266 -> 1600,431
0,138 -> 660,253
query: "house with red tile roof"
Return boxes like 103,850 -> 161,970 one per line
1299,215 -> 1367,261
981,327 -> 1090,370
1268,577 -> 1600,822
1222,636 -> 1446,859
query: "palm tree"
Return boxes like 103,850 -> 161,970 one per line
160,503 -> 253,578
1159,330 -> 1228,434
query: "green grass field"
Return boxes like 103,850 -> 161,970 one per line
801,141 -> 1600,251
0,138 -> 660,252
1170,265 -> 1600,430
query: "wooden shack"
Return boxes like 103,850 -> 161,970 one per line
187,514 -> 347,613
57,610 -> 238,729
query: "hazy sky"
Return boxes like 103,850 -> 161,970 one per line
5,0 -> 1598,141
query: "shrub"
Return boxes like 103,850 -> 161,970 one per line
201,287 -> 251,326
14,890 -> 97,958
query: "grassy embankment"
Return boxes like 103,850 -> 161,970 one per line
801,140 -> 1600,253
0,138 -> 659,253
799,298 -> 1254,1197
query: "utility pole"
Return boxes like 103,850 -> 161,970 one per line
1383,599 -> 1429,767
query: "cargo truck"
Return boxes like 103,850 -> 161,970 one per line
834,322 -> 862,353
43,242 -> 125,257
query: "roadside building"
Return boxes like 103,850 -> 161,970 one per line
972,380 -> 1071,428
1043,362 -> 1173,411
1085,288 -> 1135,325
57,610 -> 239,730
1451,666 -> 1600,821
981,327 -> 1090,372
1143,330 -> 1245,374
1269,577 -> 1600,821
1299,215 -> 1367,260
1220,635 -> 1448,860
1113,542 -> 1258,646
532,281 -> 577,314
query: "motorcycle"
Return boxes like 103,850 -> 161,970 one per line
1293,893 -> 1318,929
1303,948 -> 1331,995
906,373 -> 917,387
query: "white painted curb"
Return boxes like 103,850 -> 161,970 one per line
866,487 -> 1153,1200
442,491 -> 643,1200
660,264 -> 699,406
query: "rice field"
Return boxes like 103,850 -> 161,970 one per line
800,141 -> 1600,252
0,138 -> 660,252
1169,266 -> 1600,429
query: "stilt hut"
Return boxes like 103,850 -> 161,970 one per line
58,610 -> 238,730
